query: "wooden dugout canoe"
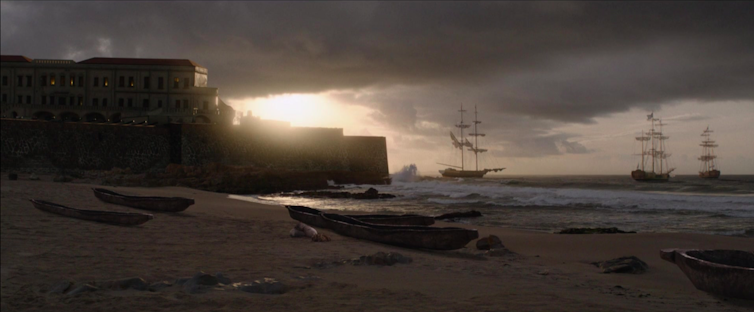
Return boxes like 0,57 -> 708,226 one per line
285,205 -> 435,227
321,213 -> 479,250
93,188 -> 194,212
660,249 -> 754,300
30,199 -> 153,226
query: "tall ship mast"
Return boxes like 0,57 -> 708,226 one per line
699,126 -> 721,179
631,112 -> 675,182
438,105 -> 505,178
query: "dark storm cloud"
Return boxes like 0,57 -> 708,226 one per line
3,1 -> 752,158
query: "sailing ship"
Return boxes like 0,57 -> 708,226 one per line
438,105 -> 505,178
698,126 -> 721,179
631,112 -> 675,182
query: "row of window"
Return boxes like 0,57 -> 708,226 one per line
1,93 -> 210,110
1,75 -> 192,89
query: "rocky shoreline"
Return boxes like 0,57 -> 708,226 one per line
5,163 -> 389,194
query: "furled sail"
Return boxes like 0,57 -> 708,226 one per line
450,131 -> 463,149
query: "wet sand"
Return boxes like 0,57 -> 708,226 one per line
2,175 -> 752,311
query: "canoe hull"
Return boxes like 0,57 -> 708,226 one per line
285,205 -> 435,227
321,213 -> 478,250
31,199 -> 153,226
93,188 -> 194,212
660,249 -> 754,300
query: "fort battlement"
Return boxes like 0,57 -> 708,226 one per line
0,118 -> 389,181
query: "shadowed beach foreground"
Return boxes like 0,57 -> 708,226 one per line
1,176 -> 752,311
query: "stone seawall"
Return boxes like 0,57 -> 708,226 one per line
0,119 -> 389,178
1,119 -> 171,171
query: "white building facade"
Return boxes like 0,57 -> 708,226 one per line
0,55 -> 233,124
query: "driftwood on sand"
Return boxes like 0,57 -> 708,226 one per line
290,222 -> 330,242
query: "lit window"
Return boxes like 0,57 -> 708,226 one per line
103,77 -> 109,87
50,76 -> 56,86
129,76 -> 134,88
70,76 -> 74,86
173,78 -> 179,88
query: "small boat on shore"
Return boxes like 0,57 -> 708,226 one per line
286,205 -> 435,227
30,199 -> 153,226
660,249 -> 754,300
92,188 -> 195,212
321,213 -> 479,250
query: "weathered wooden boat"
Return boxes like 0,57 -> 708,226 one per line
660,249 -> 754,300
285,205 -> 435,227
92,188 -> 194,212
321,213 -> 479,250
30,199 -> 153,226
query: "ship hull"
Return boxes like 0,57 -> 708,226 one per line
631,170 -> 670,182
699,170 -> 721,179
439,169 -> 488,178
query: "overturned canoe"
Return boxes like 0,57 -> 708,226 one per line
30,199 -> 153,226
660,249 -> 754,300
93,188 -> 194,212
285,205 -> 435,227
321,213 -> 478,250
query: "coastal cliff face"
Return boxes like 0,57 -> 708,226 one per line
0,119 -> 389,182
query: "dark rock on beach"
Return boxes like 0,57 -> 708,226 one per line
183,272 -> 220,293
67,284 -> 99,296
435,210 -> 483,220
476,235 -> 504,250
148,281 -> 173,291
234,278 -> 287,294
100,277 -> 149,291
283,187 -> 396,200
558,227 -> 636,234
592,256 -> 648,274
215,272 -> 232,285
47,281 -> 72,294
351,252 -> 413,266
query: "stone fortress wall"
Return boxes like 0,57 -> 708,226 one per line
0,119 -> 389,178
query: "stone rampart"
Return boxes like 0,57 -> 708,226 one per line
1,119 -> 170,171
0,119 -> 389,178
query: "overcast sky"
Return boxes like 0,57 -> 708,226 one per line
2,1 -> 753,174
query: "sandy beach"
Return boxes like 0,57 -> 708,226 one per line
2,175 -> 752,311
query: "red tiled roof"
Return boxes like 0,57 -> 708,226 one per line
1,55 -> 33,63
77,57 -> 202,67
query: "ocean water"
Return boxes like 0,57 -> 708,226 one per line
244,175 -> 754,237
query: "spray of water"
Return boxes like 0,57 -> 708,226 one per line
391,164 -> 420,182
